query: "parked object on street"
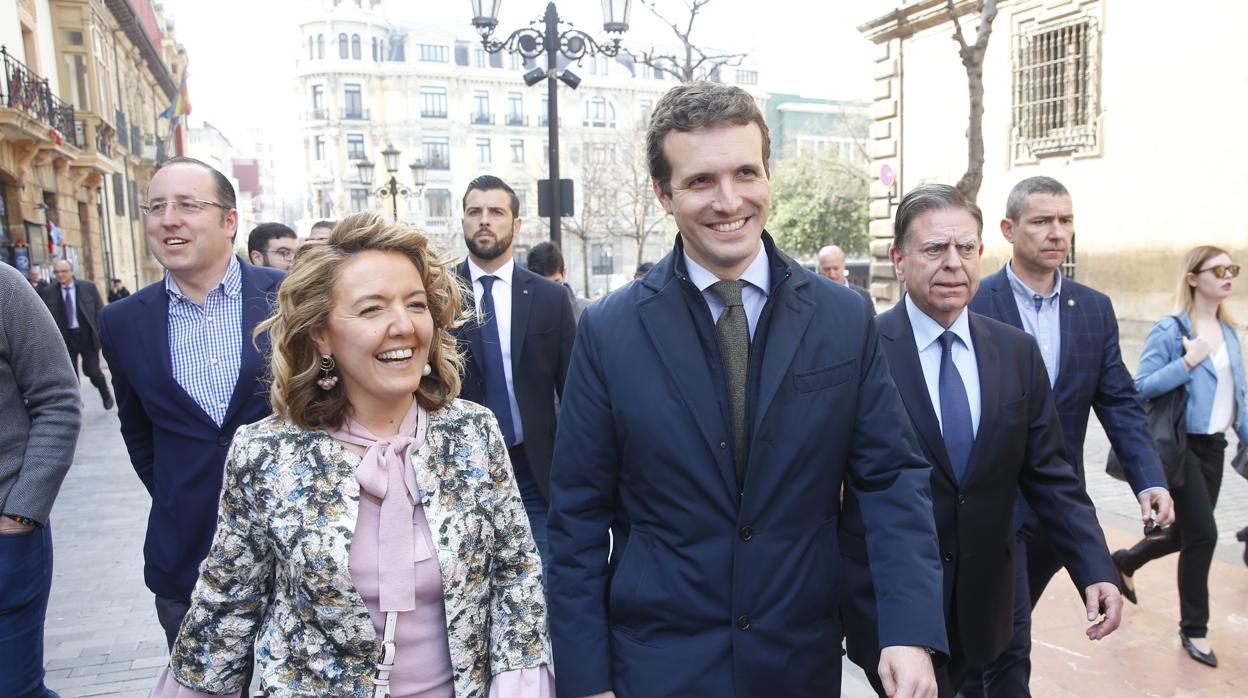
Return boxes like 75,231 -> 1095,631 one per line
1113,245 -> 1248,669
153,212 -> 552,697
0,262 -> 83,697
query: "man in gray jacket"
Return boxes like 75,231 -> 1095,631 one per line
0,262 -> 83,697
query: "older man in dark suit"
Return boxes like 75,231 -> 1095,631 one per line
453,175 -> 576,565
549,82 -> 944,698
840,184 -> 1122,697
962,177 -> 1173,695
42,259 -> 114,409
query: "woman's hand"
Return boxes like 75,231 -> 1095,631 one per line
1182,335 -> 1213,368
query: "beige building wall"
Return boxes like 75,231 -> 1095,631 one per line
862,0 -> 1248,322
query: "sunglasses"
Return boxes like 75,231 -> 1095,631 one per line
1197,264 -> 1240,279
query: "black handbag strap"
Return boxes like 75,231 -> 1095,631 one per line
1171,314 -> 1192,341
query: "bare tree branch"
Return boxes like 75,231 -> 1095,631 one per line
631,0 -> 750,82
944,0 -> 998,203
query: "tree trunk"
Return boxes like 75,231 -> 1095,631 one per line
958,61 -> 986,203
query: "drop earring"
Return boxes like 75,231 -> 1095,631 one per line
317,355 -> 339,390
422,362 -> 432,377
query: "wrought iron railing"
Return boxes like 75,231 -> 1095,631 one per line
1,45 -> 78,146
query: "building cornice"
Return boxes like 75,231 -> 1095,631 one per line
105,0 -> 177,100
858,0 -> 987,44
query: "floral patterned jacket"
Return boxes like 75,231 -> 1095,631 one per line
167,399 -> 550,697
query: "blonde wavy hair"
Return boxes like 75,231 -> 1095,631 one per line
1177,245 -> 1237,326
256,212 -> 468,430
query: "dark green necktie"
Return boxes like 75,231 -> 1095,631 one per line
709,279 -> 750,483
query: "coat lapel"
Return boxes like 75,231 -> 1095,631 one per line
989,269 -> 1024,330
137,285 -> 217,426
876,306 -> 957,484
222,263 -> 272,427
964,313 -> 1000,486
638,276 -> 739,498
457,260 -> 486,375
751,270 -> 814,435
510,266 -> 533,368
1057,282 -> 1076,383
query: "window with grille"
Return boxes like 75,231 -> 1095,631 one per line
1012,17 -> 1100,159
350,189 -> 368,213
591,243 -> 615,276
346,134 -> 365,160
420,87 -> 448,118
423,138 -> 450,170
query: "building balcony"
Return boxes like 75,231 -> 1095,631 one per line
0,46 -> 79,149
308,108 -> 328,121
342,108 -> 370,121
471,112 -> 493,125
506,114 -> 526,126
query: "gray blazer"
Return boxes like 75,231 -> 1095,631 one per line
0,264 -> 82,524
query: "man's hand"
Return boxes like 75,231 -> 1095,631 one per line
1138,489 -> 1175,527
1083,582 -> 1122,640
878,645 -> 937,698
0,516 -> 37,535
1182,335 -> 1213,368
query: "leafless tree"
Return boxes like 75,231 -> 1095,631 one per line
561,143 -> 616,295
603,130 -> 672,268
631,0 -> 749,83
946,0 -> 999,204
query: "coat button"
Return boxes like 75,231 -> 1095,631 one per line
217,434 -> 231,447
944,552 -> 954,562
957,494 -> 966,505
739,526 -> 753,541
736,615 -> 751,630
719,441 -> 727,449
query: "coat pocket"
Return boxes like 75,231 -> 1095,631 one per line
794,359 -> 855,394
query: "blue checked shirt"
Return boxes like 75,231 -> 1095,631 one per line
1006,261 -> 1062,388
165,256 -> 243,426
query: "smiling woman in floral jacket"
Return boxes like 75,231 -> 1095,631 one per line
153,212 -> 552,698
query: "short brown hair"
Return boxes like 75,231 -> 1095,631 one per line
257,212 -> 467,430
646,81 -> 771,197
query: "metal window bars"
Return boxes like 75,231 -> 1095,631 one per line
1012,17 -> 1099,158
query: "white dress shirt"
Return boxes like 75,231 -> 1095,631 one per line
683,244 -> 771,340
905,295 -> 981,437
466,257 -> 524,445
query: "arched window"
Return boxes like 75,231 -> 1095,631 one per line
317,34 -> 324,59
339,33 -> 349,59
308,36 -> 314,60
372,37 -> 379,62
351,34 -> 361,60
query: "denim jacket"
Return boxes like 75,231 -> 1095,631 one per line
1134,312 -> 1248,443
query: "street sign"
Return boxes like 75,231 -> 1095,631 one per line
538,178 -> 575,218
880,163 -> 895,189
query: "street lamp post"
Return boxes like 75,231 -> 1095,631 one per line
470,0 -> 631,248
357,144 -> 428,221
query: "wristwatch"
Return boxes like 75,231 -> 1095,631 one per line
3,514 -> 40,527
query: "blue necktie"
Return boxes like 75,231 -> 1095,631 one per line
64,286 -> 78,330
938,331 -> 973,483
477,275 -> 517,446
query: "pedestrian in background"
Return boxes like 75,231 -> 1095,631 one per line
29,267 -> 49,294
1112,245 -> 1248,668
527,240 -> 590,323
246,222 -> 299,272
154,212 -> 551,697
41,259 -> 114,410
108,278 -> 130,302
0,262 -> 82,698
98,157 -> 283,665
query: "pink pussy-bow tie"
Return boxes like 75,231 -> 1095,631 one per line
331,401 -> 428,613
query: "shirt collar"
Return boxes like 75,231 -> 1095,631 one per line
682,242 -> 771,297
164,255 -> 242,303
1005,259 -> 1062,302
466,257 -> 514,288
905,293 -> 973,353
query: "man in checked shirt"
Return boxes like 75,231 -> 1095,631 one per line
99,157 -> 284,666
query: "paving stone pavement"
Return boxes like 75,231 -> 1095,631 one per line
40,319 -> 1248,695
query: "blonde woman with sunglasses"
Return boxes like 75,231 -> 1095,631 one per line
1111,245 -> 1246,669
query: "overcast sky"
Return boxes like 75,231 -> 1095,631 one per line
158,0 -> 880,197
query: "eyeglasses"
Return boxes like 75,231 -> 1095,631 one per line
265,247 -> 296,261
140,199 -> 231,217
1197,264 -> 1240,279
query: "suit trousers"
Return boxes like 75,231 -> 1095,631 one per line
64,329 -> 111,404
0,524 -> 58,698
509,447 -> 548,577
1118,433 -> 1226,638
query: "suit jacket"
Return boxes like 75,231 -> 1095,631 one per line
97,261 -> 283,602
453,260 -> 575,499
167,403 -> 549,698
42,279 -> 105,348
841,305 -> 1117,669
969,267 -> 1166,495
849,282 -> 875,317
548,234 -> 945,698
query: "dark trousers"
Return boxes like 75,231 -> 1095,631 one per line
509,446 -> 549,571
156,595 -> 255,695
1117,433 -> 1226,638
0,524 -> 58,698
65,329 -> 111,404
960,523 -> 1062,697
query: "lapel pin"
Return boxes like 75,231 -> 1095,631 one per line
1067,299 -> 1075,307
523,289 -> 529,294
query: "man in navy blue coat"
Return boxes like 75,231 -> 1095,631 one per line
963,177 -> 1173,695
547,82 -> 946,698
99,157 -> 283,652
841,184 -> 1124,697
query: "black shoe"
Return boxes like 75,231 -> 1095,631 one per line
1110,549 -> 1137,605
1180,631 -> 1218,667
102,394 -> 115,410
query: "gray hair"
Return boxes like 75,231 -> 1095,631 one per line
646,81 -> 771,197
893,184 -> 983,251
1004,176 -> 1069,223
